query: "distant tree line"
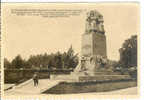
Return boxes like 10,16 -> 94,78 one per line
113,35 -> 137,77
118,35 -> 137,68
4,35 -> 137,72
4,46 -> 79,70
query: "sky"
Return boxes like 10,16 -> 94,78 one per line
2,3 -> 139,61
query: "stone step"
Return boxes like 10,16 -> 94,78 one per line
94,72 -> 121,75
79,75 -> 131,82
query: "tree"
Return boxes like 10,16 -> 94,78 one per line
6,45 -> 79,70
23,59 -> 30,69
11,55 -> 24,69
119,35 -> 137,68
64,45 -> 79,69
4,58 -> 11,69
55,52 -> 63,69
48,60 -> 53,69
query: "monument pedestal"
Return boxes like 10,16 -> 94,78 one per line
82,32 -> 107,58
71,70 -> 131,82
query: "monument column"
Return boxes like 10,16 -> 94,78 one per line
82,10 -> 107,59
74,10 -> 107,74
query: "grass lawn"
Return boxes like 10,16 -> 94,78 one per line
43,80 -> 137,94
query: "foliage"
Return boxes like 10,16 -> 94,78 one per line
113,35 -> 137,77
4,58 -> 11,69
4,46 -> 79,70
11,55 -> 24,69
119,35 -> 137,68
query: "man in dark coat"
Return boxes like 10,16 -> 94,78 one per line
33,72 -> 39,86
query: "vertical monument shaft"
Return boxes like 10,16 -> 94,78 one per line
74,10 -> 107,73
82,10 -> 107,58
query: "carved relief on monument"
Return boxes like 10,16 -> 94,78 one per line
85,10 -> 105,34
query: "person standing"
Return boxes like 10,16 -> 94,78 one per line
33,72 -> 39,86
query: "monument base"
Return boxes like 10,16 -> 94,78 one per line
71,70 -> 131,82
78,75 -> 131,82
50,68 -> 128,82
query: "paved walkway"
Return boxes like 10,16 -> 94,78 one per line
107,87 -> 137,95
4,84 -> 15,90
87,87 -> 138,95
5,79 -> 62,95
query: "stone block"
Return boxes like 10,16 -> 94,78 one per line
81,32 -> 107,58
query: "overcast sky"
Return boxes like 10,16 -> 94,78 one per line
2,3 -> 139,61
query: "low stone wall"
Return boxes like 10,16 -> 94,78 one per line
50,74 -> 79,82
50,73 -> 131,84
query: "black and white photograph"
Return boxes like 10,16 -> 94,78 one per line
1,3 -> 139,98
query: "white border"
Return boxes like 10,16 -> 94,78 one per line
0,0 -> 142,3
1,0 -> 144,100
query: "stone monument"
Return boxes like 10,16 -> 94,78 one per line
74,10 -> 107,75
53,10 -> 131,82
82,10 -> 106,57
